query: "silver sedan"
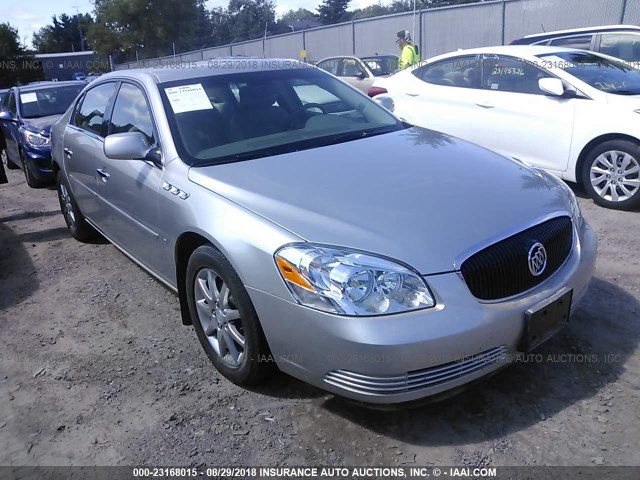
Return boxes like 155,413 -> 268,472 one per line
51,59 -> 597,404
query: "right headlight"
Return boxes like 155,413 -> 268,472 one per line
535,168 -> 583,231
275,244 -> 436,316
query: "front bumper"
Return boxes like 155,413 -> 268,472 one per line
23,147 -> 54,182
248,221 -> 597,404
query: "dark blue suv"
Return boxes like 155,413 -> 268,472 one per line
0,81 -> 85,187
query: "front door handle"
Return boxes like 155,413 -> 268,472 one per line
96,168 -> 110,182
64,148 -> 73,157
406,92 -> 420,97
475,102 -> 495,109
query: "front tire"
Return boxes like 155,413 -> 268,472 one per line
56,170 -> 96,241
582,140 -> 640,210
22,154 -> 45,188
186,245 -> 275,385
2,149 -> 19,169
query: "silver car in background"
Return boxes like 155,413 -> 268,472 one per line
51,59 -> 597,404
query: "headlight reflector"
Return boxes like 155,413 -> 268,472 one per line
23,130 -> 51,148
275,244 -> 435,316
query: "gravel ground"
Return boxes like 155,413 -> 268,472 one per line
1,167 -> 639,468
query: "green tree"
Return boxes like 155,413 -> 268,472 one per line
88,0 -> 212,62
0,23 -> 43,87
32,13 -> 94,53
280,8 -> 318,23
225,0 -> 276,42
317,0 -> 351,25
0,23 -> 22,58
350,3 -> 390,19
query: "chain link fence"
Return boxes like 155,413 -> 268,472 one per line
114,0 -> 637,70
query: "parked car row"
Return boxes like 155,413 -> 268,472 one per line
2,27 -> 627,405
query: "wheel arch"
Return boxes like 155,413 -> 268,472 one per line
575,133 -> 640,184
175,232 -> 212,325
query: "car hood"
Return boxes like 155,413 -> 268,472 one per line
604,92 -> 640,107
188,128 -> 571,274
22,114 -> 62,135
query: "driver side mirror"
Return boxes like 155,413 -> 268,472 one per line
355,71 -> 367,80
104,132 -> 159,162
538,78 -> 566,97
0,111 -> 16,122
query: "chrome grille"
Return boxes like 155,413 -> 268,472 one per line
460,216 -> 573,301
324,346 -> 507,395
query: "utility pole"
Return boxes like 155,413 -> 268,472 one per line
73,3 -> 85,51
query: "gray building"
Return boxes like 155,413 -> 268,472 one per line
34,51 -> 99,81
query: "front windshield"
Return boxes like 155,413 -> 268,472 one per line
361,56 -> 398,76
538,51 -> 640,95
160,66 -> 404,166
19,85 -> 84,118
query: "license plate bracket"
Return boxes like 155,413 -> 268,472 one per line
519,289 -> 573,352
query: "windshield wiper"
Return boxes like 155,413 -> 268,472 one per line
608,89 -> 640,95
328,126 -> 397,145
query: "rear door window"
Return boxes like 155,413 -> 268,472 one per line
599,33 -> 640,63
548,34 -> 593,50
413,56 -> 481,88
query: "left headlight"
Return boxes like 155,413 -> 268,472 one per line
23,130 -> 51,148
275,244 -> 436,316
535,168 -> 583,231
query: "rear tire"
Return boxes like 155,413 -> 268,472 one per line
186,245 -> 275,385
582,140 -> 640,210
56,170 -> 96,242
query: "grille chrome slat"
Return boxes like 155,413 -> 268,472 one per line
324,346 -> 507,395
460,216 -> 573,301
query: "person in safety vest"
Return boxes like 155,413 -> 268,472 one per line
396,30 -> 420,70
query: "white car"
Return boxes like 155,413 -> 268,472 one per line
371,45 -> 640,210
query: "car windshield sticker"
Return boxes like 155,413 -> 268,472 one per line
490,84 -> 499,90
20,93 -> 38,104
164,84 -> 213,114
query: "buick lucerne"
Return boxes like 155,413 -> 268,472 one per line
51,60 -> 597,404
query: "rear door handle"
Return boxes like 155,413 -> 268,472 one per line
64,148 -> 73,157
406,92 -> 420,97
475,102 -> 495,109
96,168 -> 110,181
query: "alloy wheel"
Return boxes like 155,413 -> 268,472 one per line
194,268 -> 245,368
589,150 -> 640,203
58,182 -> 76,227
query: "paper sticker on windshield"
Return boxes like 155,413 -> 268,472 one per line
20,93 -> 38,104
164,84 -> 213,114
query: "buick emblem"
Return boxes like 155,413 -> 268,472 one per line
528,242 -> 547,277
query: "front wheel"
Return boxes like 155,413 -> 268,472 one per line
582,140 -> 640,210
22,154 -> 45,188
2,149 -> 19,170
186,245 -> 275,385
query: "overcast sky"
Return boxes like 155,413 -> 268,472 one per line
5,0 -> 383,48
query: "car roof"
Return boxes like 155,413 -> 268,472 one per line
317,54 -> 397,62
104,58 -> 308,84
16,80 -> 86,93
432,45 -> 583,59
519,24 -> 640,40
